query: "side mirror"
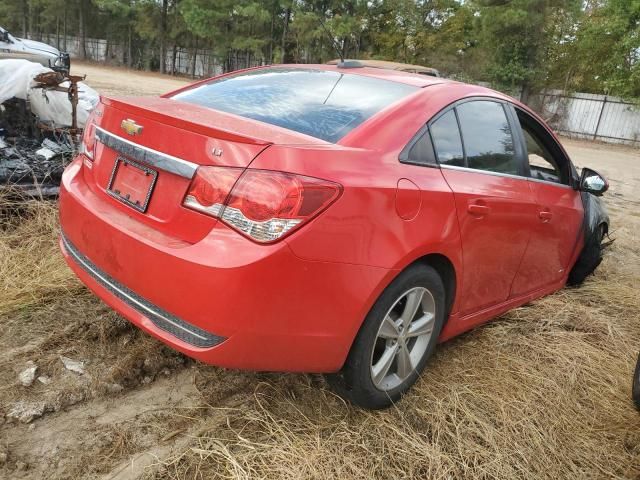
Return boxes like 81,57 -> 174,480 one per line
0,31 -> 11,43
579,167 -> 609,196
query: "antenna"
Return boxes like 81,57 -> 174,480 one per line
318,16 -> 344,64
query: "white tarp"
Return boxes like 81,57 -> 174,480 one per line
0,59 -> 98,128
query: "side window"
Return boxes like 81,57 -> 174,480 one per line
430,110 -> 464,167
456,101 -> 519,175
516,111 -> 567,185
404,130 -> 437,165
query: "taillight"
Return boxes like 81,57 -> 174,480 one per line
183,166 -> 243,217
184,167 -> 341,243
80,114 -> 97,160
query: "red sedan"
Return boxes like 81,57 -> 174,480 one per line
59,64 -> 609,409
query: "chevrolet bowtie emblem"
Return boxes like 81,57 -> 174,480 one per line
121,119 -> 143,136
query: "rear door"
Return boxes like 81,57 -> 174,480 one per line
509,107 -> 584,295
432,99 -> 538,315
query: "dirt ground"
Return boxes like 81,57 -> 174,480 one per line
1,62 -> 639,480
71,62 -> 190,97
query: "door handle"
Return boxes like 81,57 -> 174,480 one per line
539,210 -> 553,222
468,204 -> 490,216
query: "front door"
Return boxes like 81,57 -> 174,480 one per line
509,109 -> 584,296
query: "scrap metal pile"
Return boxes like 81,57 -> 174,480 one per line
0,59 -> 98,197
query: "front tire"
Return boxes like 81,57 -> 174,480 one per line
327,264 -> 445,409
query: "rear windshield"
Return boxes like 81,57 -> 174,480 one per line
171,68 -> 418,143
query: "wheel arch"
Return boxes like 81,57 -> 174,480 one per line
336,251 -> 459,372
409,253 -> 457,323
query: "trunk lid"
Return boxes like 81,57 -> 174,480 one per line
87,96 -> 319,244
103,96 -> 328,150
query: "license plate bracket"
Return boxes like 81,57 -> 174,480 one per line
107,157 -> 157,213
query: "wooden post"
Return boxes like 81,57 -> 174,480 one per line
593,96 -> 608,141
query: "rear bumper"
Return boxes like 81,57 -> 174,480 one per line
59,157 -> 392,372
61,233 -> 224,348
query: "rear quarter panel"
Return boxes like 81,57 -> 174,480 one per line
251,83 -> 536,322
252,145 -> 462,270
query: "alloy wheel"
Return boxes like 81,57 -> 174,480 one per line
370,286 -> 436,391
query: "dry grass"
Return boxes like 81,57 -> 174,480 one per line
145,194 -> 640,480
1,188 -> 639,479
0,193 -> 79,315
0,195 -> 187,437
150,272 -> 640,479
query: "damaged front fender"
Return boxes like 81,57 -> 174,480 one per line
567,190 -> 611,285
582,191 -> 610,239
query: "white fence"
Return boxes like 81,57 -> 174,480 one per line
532,90 -> 640,147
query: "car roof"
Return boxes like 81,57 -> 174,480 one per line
265,63 -> 448,88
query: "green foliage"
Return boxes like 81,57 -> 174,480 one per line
570,0 -> 640,98
0,0 -> 637,98
179,0 -> 272,55
475,0 -> 581,96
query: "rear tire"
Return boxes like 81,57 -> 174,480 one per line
327,264 -> 445,409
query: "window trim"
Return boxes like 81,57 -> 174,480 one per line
398,96 -> 577,187
428,97 -> 528,177
398,123 -> 439,167
511,105 -> 579,189
453,106 -> 468,163
439,163 -> 534,182
503,103 -> 529,178
429,108 -> 466,168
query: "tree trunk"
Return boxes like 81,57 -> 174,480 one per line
56,14 -> 60,50
35,8 -> 40,40
159,0 -> 168,73
171,44 -> 178,75
520,83 -> 532,105
281,7 -> 291,63
63,8 -> 67,51
268,4 -> 275,64
191,37 -> 198,78
78,0 -> 87,60
127,23 -> 133,68
22,0 -> 28,37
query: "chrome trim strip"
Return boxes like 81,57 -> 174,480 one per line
440,164 -> 526,181
95,126 -> 198,179
527,176 -> 573,189
61,234 -> 224,348
440,163 -> 573,189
